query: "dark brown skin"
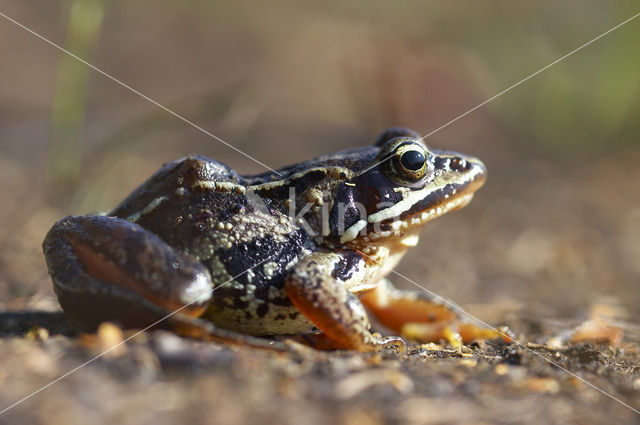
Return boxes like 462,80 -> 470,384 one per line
43,128 -> 507,351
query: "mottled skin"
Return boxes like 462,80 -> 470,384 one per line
43,127 -> 502,351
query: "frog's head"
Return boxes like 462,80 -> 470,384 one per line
330,128 -> 486,247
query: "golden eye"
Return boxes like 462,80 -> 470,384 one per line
392,145 -> 428,181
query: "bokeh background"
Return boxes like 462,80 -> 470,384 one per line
2,0 -> 638,319
0,1 -> 639,424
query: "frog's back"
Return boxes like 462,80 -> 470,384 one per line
110,156 -> 318,335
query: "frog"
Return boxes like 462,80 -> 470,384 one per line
43,127 -> 504,351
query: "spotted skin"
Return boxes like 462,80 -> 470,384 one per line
43,127 -> 504,351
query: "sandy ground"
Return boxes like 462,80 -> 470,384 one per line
1,2 -> 639,424
0,147 -> 639,425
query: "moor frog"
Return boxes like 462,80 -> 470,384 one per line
43,127 -> 503,351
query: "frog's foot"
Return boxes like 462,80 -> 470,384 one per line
285,252 -> 405,352
399,322 -> 509,347
360,279 -> 510,346
292,332 -> 405,352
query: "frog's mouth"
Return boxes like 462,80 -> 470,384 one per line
359,191 -> 474,240
401,191 -> 475,225
368,162 -> 485,223
359,171 -> 484,242
339,186 -> 480,244
338,155 -> 485,244
397,179 -> 482,224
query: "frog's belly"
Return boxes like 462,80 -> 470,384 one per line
202,300 -> 315,336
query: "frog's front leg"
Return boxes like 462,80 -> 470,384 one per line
360,279 -> 507,346
285,252 -> 405,352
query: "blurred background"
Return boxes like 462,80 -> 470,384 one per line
1,0 -> 639,327
2,2 -> 640,424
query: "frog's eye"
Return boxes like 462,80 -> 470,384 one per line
389,144 -> 429,182
400,150 -> 426,172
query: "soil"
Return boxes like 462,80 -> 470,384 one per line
0,149 -> 639,425
0,310 -> 638,425
1,2 -> 639,424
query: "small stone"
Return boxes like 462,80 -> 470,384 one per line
459,358 -> 477,368
81,322 -> 127,357
523,377 -> 561,394
26,326 -> 49,341
494,364 -> 509,375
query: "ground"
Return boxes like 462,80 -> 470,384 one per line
1,2 -> 640,424
1,149 -> 639,424
0,311 -> 638,425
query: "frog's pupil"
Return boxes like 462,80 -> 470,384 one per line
400,150 -> 425,171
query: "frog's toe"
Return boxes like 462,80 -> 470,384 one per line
400,321 -> 511,346
372,334 -> 407,353
290,332 -> 405,352
458,322 -> 512,343
399,323 -> 461,347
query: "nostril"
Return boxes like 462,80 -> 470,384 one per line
450,157 -> 466,171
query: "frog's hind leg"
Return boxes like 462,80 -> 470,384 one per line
285,252 -> 405,352
360,279 -> 507,346
42,215 -> 291,351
